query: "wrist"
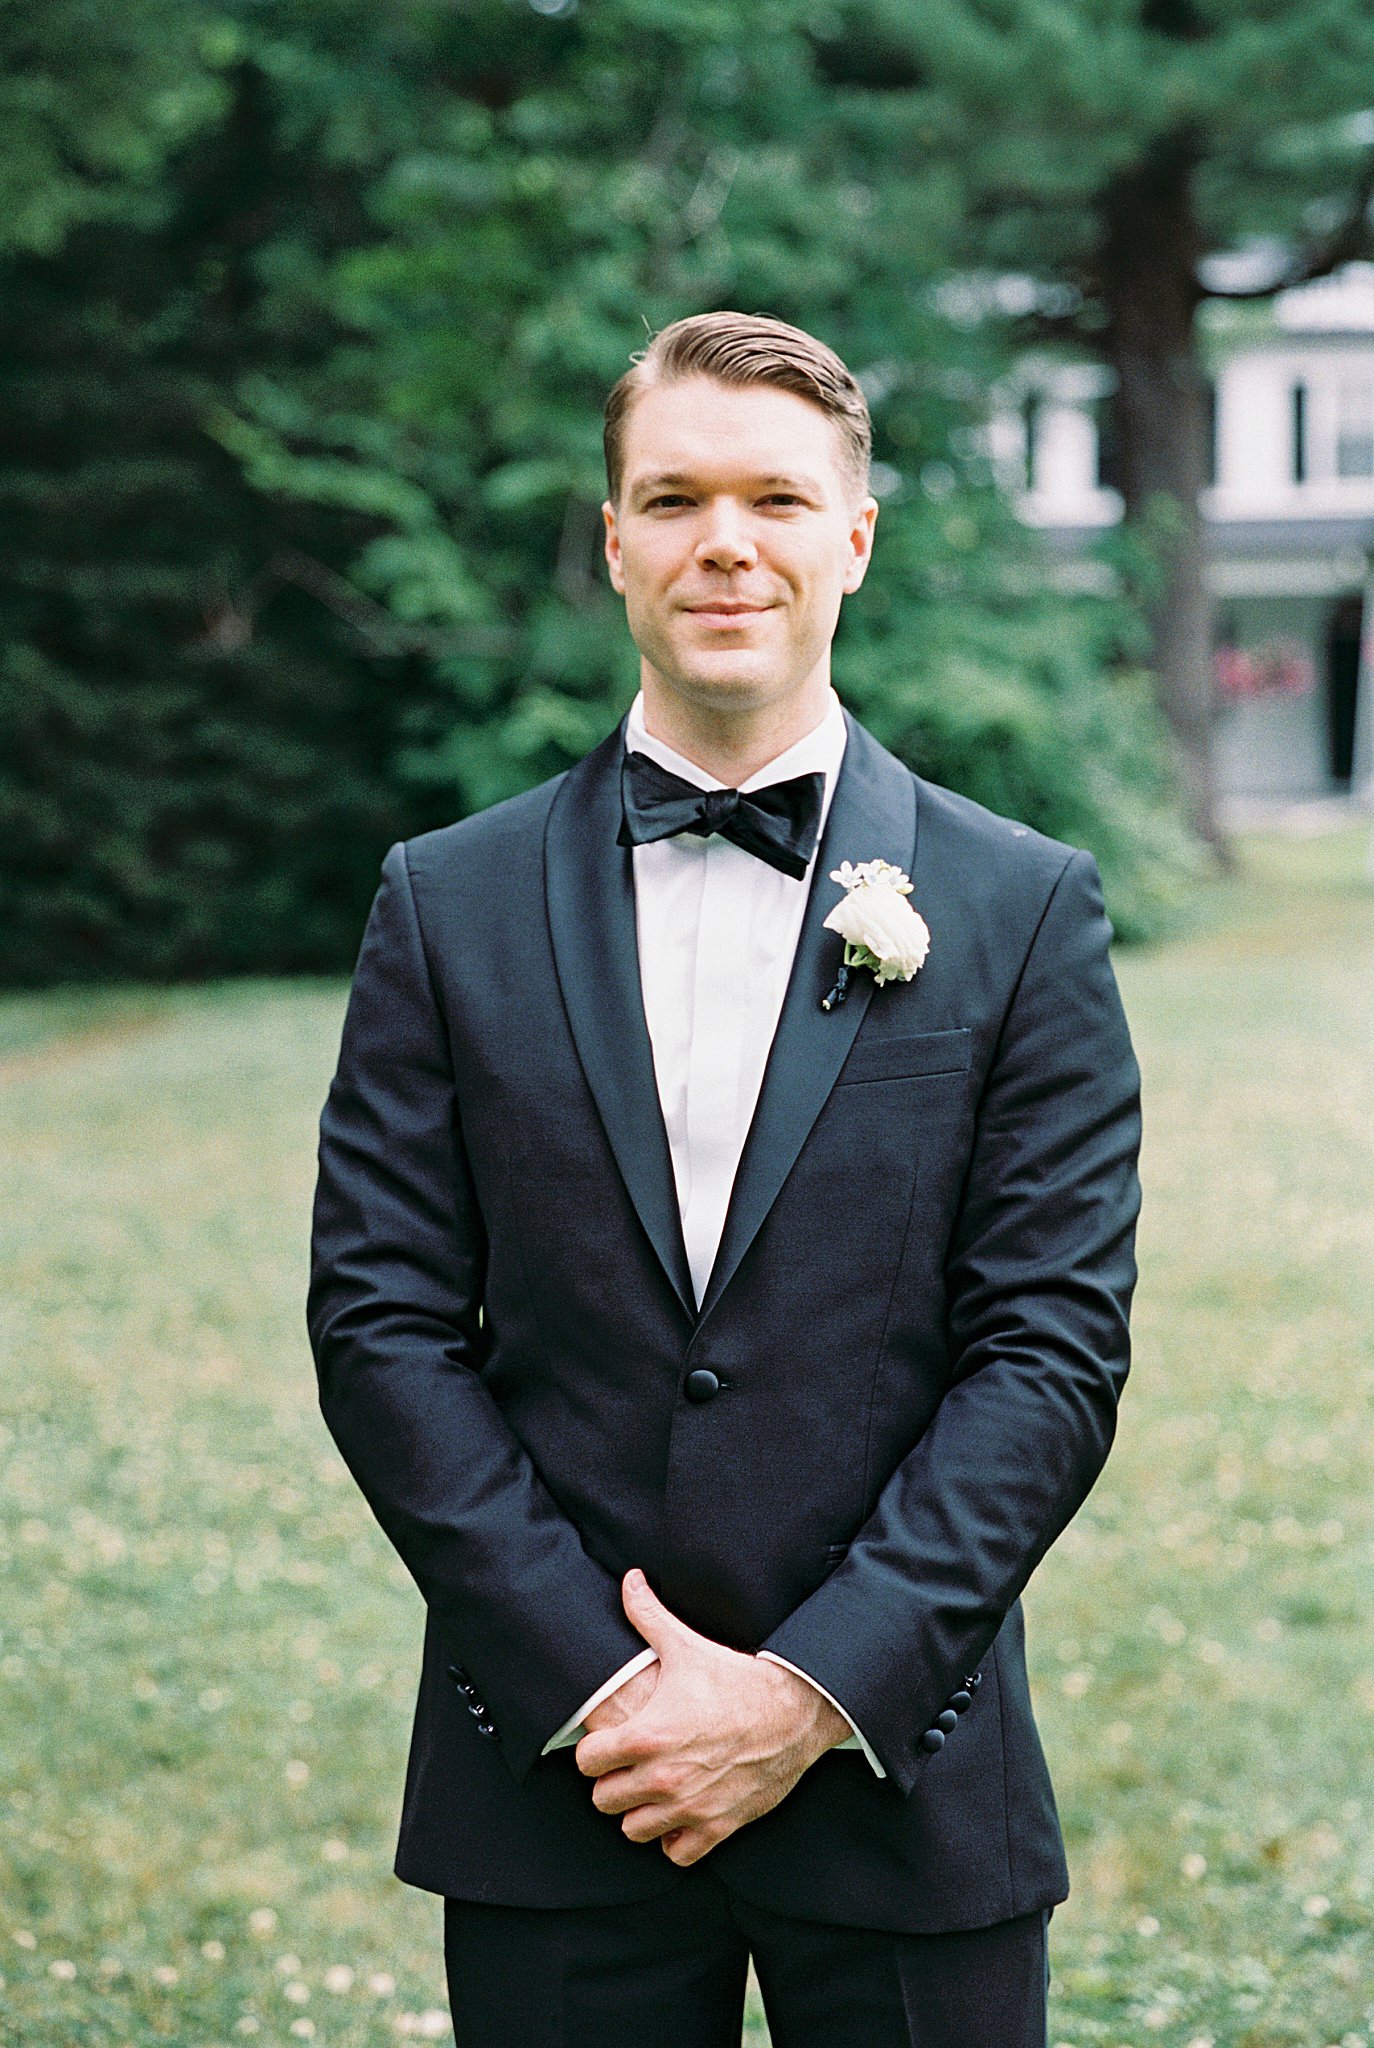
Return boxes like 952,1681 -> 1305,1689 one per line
755,1653 -> 850,1761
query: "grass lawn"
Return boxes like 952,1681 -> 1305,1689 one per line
1,825 -> 1370,2048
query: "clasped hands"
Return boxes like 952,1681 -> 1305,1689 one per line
574,1568 -> 849,1870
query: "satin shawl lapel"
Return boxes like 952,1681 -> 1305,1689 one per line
695,710 -> 919,1326
545,718 -> 697,1321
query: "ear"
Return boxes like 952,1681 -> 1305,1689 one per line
603,500 -> 626,595
842,496 -> 879,596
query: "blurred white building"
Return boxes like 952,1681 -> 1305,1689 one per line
996,261 -> 1374,801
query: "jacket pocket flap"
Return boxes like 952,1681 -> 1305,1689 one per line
836,1027 -> 973,1086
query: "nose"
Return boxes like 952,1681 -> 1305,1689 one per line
694,500 -> 757,573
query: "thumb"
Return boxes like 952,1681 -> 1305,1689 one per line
621,1569 -> 685,1654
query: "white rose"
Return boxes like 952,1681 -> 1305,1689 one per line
824,873 -> 930,985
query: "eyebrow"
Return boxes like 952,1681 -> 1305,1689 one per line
630,472 -> 825,499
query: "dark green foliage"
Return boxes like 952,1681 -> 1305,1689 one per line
0,55 -> 452,984
0,0 -> 1203,982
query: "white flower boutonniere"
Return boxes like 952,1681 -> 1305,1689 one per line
820,859 -> 931,1011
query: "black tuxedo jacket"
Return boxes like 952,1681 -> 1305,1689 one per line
307,707 -> 1142,1933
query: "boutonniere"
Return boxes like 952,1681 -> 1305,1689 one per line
820,860 -> 931,1011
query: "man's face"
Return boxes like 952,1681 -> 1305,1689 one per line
603,376 -> 878,720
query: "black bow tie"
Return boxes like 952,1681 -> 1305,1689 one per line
617,748 -> 825,881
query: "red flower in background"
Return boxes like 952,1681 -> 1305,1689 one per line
1213,640 -> 1316,701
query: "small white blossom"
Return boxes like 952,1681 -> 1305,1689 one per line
369,1972 -> 397,1997
248,1909 -> 278,1935
324,1964 -> 355,1992
824,860 -> 930,988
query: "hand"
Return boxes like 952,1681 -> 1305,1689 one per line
583,1658 -> 661,1733
574,1569 -> 849,1868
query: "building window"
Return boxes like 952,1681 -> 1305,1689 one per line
1095,394 -> 1122,493
1291,382 -> 1308,483
1335,374 -> 1374,478
1021,391 -> 1040,492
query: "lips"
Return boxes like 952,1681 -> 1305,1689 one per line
684,602 -> 773,619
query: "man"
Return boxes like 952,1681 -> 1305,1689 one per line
307,311 -> 1143,2046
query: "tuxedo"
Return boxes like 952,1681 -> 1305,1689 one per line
307,703 -> 1142,1936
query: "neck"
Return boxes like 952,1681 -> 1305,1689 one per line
639,670 -> 834,785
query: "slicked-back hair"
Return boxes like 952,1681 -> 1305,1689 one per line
603,311 -> 872,505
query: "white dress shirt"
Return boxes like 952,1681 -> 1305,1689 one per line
539,686 -> 884,1777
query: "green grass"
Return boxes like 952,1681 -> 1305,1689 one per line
1,826 -> 1371,2048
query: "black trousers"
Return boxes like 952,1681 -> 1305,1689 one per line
444,1864 -> 1050,2048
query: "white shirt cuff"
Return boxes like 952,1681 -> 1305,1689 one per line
540,1648 -> 660,1755
757,1651 -> 887,1778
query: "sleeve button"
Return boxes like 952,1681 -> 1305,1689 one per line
936,1708 -> 959,1733
921,1727 -> 946,1753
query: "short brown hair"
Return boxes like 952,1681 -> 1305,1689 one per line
603,311 -> 871,503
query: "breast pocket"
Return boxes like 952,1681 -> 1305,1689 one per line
834,1027 -> 972,1087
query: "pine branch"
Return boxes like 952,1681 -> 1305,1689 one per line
1202,150 -> 1374,300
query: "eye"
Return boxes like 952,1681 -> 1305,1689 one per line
761,493 -> 804,507
645,494 -> 691,510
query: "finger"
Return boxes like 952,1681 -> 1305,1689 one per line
663,1825 -> 720,1867
619,1802 -> 684,1845
619,1569 -> 691,1655
591,1764 -> 676,1816
575,1726 -> 650,1778
591,1768 -> 645,1816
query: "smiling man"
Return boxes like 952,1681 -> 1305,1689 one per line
308,312 -> 1143,2046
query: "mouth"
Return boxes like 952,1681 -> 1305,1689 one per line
683,603 -> 775,627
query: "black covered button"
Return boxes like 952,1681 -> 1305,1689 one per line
948,1690 -> 973,1714
936,1708 -> 959,1733
477,1720 -> 497,1737
684,1368 -> 721,1403
467,1699 -> 486,1717
921,1727 -> 946,1753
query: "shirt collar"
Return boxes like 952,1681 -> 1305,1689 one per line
623,685 -> 848,838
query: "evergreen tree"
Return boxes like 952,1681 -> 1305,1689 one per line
0,41 -> 452,982
811,0 -> 1374,851
222,0 -> 1196,937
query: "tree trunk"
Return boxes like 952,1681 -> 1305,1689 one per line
1098,144 -> 1227,860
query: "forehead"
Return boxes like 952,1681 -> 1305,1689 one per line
619,375 -> 850,494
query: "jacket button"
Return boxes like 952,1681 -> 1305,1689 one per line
684,1368 -> 721,1403
477,1720 -> 497,1737
921,1727 -> 946,1752
948,1690 -> 973,1714
467,1699 -> 486,1718
936,1708 -> 959,1733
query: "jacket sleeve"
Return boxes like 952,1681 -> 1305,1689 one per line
759,847 -> 1142,1794
306,841 -> 649,1783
